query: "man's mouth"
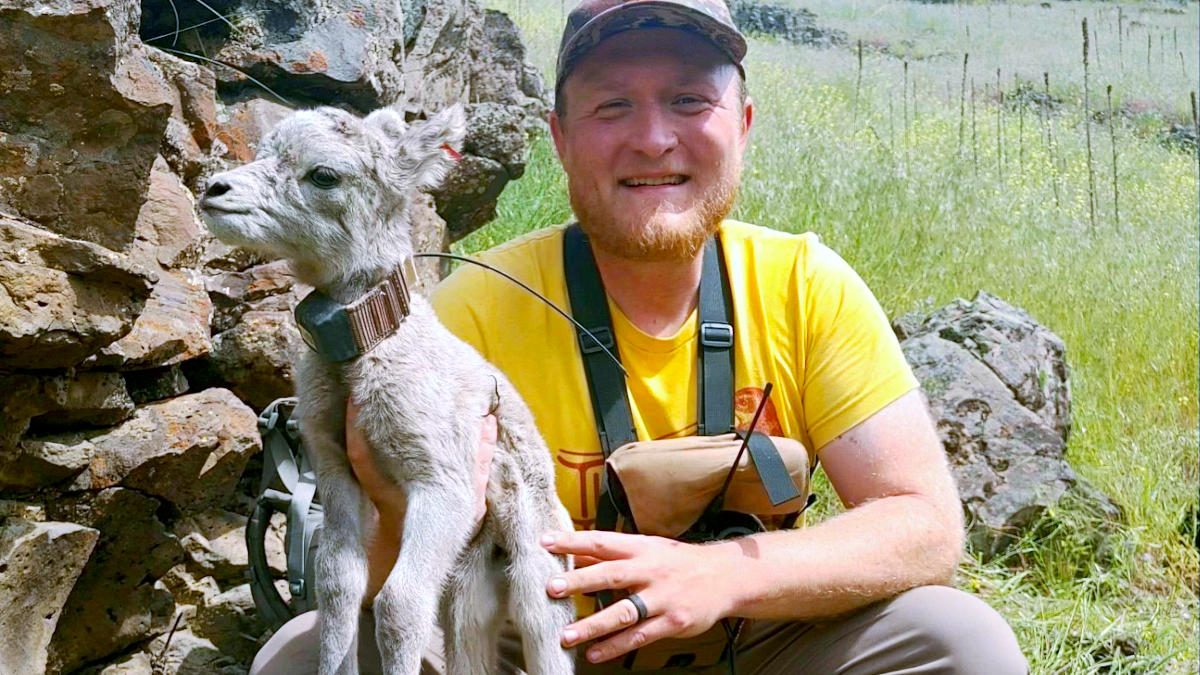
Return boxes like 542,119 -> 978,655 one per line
620,175 -> 688,187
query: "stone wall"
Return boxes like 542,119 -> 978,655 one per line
0,0 -> 547,670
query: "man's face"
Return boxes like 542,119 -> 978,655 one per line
550,28 -> 752,263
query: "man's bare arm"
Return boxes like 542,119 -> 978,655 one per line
348,402 -> 497,601
717,387 -> 964,620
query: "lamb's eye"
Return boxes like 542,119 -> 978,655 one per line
308,167 -> 340,189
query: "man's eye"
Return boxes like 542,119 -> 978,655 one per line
596,100 -> 630,115
307,166 -> 340,189
674,96 -> 709,110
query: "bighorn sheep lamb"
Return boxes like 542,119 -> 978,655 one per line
199,104 -> 576,675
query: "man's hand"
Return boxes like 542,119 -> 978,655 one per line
347,400 -> 497,600
539,529 -> 743,664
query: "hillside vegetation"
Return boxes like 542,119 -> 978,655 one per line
459,0 -> 1200,672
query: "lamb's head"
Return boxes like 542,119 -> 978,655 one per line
199,104 -> 466,288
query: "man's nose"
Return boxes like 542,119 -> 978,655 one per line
628,106 -> 678,157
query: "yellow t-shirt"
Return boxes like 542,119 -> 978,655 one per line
432,220 -> 917,531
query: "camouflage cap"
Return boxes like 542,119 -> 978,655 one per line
556,0 -> 747,92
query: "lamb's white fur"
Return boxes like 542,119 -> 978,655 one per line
199,104 -> 576,675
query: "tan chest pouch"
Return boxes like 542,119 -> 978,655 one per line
605,433 -> 812,539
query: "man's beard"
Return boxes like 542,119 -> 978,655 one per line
569,162 -> 741,263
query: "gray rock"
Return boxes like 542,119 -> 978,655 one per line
0,0 -> 174,250
911,291 -> 1071,442
199,236 -> 272,275
898,292 -> 1119,559
0,371 -> 134,450
469,9 -> 550,112
210,311 -> 303,411
2,435 -> 94,489
130,156 -> 207,271
96,628 -> 245,675
463,102 -> 529,177
397,0 -> 477,114
160,566 -> 222,608
33,371 -> 136,430
45,488 -> 184,674
433,101 -> 533,242
0,519 -> 99,675
83,389 -> 259,510
0,371 -> 137,486
145,49 -> 223,187
4,388 -> 258,500
0,214 -> 155,370
410,192 -> 451,291
210,98 -> 294,166
433,154 -> 510,242
190,584 -> 264,664
205,259 -> 304,334
729,0 -> 846,47
173,510 -> 256,584
0,500 -> 46,521
91,269 -> 213,369
266,511 -> 288,576
142,0 -> 429,113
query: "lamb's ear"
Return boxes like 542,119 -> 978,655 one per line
364,105 -> 407,137
395,104 -> 467,192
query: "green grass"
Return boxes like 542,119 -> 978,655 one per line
461,0 -> 1199,671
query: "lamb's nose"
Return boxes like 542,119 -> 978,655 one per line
204,180 -> 231,198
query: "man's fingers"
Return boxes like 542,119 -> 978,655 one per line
560,596 -> 647,648
473,414 -> 498,524
547,560 -> 641,599
479,413 -> 498,444
582,614 -> 678,664
540,529 -> 644,560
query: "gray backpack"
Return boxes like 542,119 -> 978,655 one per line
247,397 -> 323,628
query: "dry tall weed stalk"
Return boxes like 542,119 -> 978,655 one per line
1083,18 -> 1097,233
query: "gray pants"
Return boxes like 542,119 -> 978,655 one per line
249,585 -> 1027,674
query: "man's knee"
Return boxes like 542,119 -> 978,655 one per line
883,585 -> 1027,674
249,611 -> 321,675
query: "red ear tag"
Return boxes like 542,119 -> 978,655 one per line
441,144 -> 463,163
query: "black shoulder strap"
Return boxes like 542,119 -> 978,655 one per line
562,223 -> 735,453
563,225 -> 638,456
698,234 -> 735,436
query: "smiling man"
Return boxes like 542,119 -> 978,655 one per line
434,1 -> 1027,671
251,0 -> 1028,672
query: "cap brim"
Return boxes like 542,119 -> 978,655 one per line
556,1 -> 747,88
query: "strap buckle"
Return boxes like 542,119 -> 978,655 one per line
580,326 -> 614,355
700,322 -> 733,348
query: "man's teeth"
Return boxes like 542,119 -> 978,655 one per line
623,176 -> 685,186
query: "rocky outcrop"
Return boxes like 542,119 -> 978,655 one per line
0,520 -> 99,675
0,214 -> 156,370
0,0 -> 547,669
0,0 -> 174,250
45,488 -> 185,673
729,0 -> 846,47
897,292 -> 1121,559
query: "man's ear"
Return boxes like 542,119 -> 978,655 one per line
379,103 -> 467,192
739,97 -> 754,150
549,110 -> 567,163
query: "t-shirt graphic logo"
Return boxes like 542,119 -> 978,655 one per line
734,386 -> 783,435
556,448 -> 606,529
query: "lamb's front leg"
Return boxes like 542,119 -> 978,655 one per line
313,452 -> 372,675
374,479 -> 475,674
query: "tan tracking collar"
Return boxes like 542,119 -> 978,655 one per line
344,257 -> 419,354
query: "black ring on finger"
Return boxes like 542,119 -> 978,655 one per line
627,593 -> 649,623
